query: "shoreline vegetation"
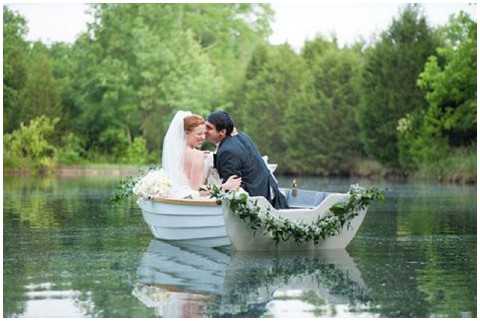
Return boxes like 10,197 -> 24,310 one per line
4,156 -> 476,185
4,5 -> 476,185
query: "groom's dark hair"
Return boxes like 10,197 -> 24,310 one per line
207,110 -> 234,136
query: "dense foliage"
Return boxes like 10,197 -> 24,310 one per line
399,12 -> 477,168
358,5 -> 440,166
4,116 -> 59,173
3,4 -> 476,182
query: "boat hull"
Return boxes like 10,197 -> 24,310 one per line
136,189 -> 368,250
137,198 -> 230,247
223,193 -> 367,251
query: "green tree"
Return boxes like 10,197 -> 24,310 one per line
423,13 -> 475,150
302,35 -> 338,63
301,36 -> 365,174
19,42 -> 63,128
358,4 -> 439,166
174,4 -> 273,105
397,11 -> 476,171
233,43 -> 316,173
62,4 -> 272,159
47,42 -> 78,134
3,7 -> 29,133
4,4 -> 274,166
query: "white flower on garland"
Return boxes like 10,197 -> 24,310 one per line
133,169 -> 172,200
225,188 -> 249,201
349,184 -> 366,194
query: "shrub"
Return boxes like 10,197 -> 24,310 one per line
98,128 -> 130,160
120,136 -> 149,165
414,147 -> 476,183
57,133 -> 86,164
4,116 -> 59,173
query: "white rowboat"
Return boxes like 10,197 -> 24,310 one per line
223,189 -> 367,251
137,188 -> 368,250
137,197 -> 229,247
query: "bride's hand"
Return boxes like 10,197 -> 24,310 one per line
222,175 -> 242,191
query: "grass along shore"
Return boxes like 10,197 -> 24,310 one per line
352,151 -> 476,184
4,152 -> 476,184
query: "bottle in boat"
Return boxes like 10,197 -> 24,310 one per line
292,178 -> 298,197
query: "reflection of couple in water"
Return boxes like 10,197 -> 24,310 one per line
132,240 -> 371,317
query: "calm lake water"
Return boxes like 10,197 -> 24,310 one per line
4,175 -> 476,317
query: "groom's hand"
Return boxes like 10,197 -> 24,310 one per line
222,175 -> 242,191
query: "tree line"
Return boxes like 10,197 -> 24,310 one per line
3,4 -> 476,182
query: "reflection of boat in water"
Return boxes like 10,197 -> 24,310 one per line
132,240 -> 371,317
135,238 -> 230,295
132,239 -> 230,317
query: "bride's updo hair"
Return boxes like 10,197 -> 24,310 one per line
184,114 -> 205,133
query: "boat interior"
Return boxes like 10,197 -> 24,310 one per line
280,188 -> 330,209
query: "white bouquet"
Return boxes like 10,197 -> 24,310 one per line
133,169 -> 172,200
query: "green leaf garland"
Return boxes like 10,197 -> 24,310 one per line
210,184 -> 384,245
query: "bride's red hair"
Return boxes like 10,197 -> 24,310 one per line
184,114 -> 205,133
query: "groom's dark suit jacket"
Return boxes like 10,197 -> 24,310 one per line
214,132 -> 288,209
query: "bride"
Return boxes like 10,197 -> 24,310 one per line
162,110 -> 241,198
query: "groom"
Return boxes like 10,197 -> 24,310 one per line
205,111 -> 288,209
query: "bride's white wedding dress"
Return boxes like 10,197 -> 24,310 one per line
162,111 -> 220,199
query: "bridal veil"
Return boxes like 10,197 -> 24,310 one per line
162,110 -> 194,198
